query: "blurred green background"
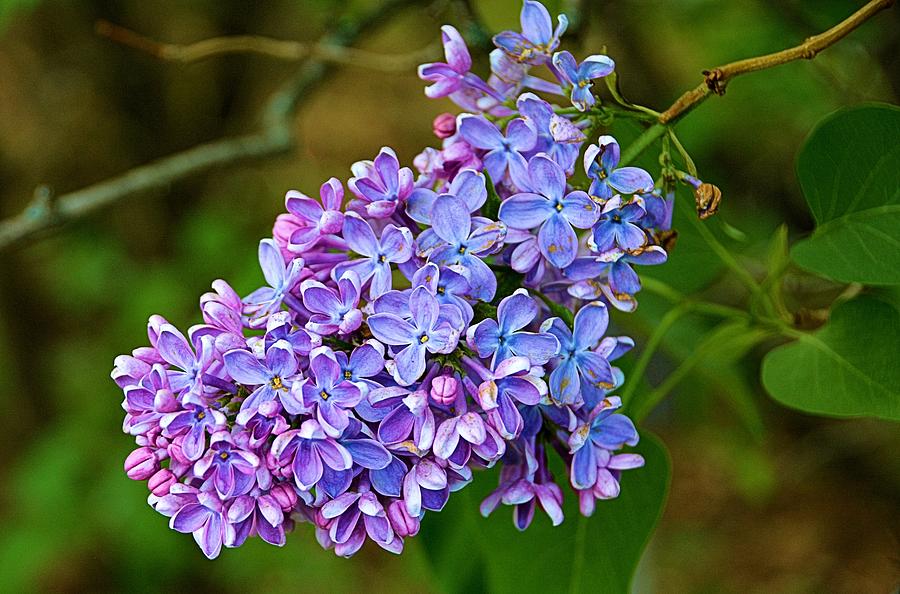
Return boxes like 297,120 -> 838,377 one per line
0,0 -> 898,592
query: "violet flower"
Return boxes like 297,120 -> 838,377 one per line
367,286 -> 460,386
467,288 -> 559,368
297,350 -> 364,437
285,177 -> 345,252
332,213 -> 413,300
348,147 -> 414,218
375,387 -> 436,452
406,168 -> 487,225
193,430 -> 260,498
243,239 -> 305,327
473,356 -> 544,439
584,136 -> 654,200
591,195 -> 649,254
541,301 -> 615,405
458,115 -> 536,188
517,93 -> 583,174
301,271 -> 363,336
498,154 -> 598,268
160,404 -> 226,461
223,339 -> 299,425
568,397 -> 640,491
168,485 -> 228,559
494,0 -> 568,65
551,50 -> 615,112
426,194 -> 505,302
155,324 -> 215,402
320,489 -> 401,556
271,420 -> 354,491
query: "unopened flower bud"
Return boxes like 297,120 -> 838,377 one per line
388,500 -> 420,537
433,113 -> 457,139
431,375 -> 458,405
270,482 -> 298,511
125,447 -> 159,480
148,468 -> 176,496
694,183 -> 722,219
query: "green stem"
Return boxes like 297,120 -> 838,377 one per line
641,276 -> 751,320
619,123 -> 667,167
536,291 -> 575,327
568,514 -> 589,594
620,301 -> 693,406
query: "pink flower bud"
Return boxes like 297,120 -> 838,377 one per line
270,482 -> 298,511
148,468 -> 176,496
430,375 -> 458,406
433,113 -> 457,139
388,500 -> 420,537
125,447 -> 158,480
167,437 -> 191,466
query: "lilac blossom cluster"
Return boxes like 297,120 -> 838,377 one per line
113,0 -> 674,559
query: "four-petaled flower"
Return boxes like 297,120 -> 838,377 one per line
499,154 -> 599,268
568,397 -> 640,491
591,194 -> 649,254
551,50 -> 615,112
467,289 -> 559,368
243,239 -> 305,327
583,136 -> 654,200
301,271 -> 363,336
223,339 -> 299,424
368,286 -> 460,386
541,301 -> 615,405
348,147 -> 414,218
494,0 -> 568,65
285,177 -> 345,252
296,350 -> 364,437
332,213 -> 413,299
271,420 -> 354,491
458,115 -> 536,188
193,430 -> 260,498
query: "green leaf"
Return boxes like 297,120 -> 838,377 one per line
481,170 -> 502,220
791,104 -> 900,284
791,205 -> 900,285
761,296 -> 900,420
423,432 -> 670,594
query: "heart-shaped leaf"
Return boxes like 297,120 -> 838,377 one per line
791,104 -> 900,284
761,296 -> 900,420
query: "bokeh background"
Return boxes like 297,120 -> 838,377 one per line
0,0 -> 898,592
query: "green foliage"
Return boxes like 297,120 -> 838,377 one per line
424,433 -> 670,594
791,104 -> 900,285
762,296 -> 900,421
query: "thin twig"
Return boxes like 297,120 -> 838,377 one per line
0,0 -> 417,252
95,19 -> 438,72
659,0 -> 894,124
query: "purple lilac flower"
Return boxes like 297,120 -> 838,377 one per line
425,195 -> 505,302
565,245 -> 668,298
155,324 -> 215,402
541,301 -> 615,405
584,136 -> 654,200
480,443 -> 563,530
402,458 -> 450,517
332,213 -> 413,299
494,0 -> 568,65
160,404 -> 226,461
271,420 -> 353,491
551,50 -> 615,112
167,485 -> 228,559
568,397 -> 639,490
320,488 -> 401,556
296,350 -> 363,437
517,93 -> 583,174
419,25 -> 497,102
467,289 -> 559,368
348,147 -> 414,218
226,487 -> 291,547
301,271 -> 363,336
591,195 -> 650,254
472,355 -> 544,439
406,168 -> 487,225
458,115 -> 536,188
375,387 -> 436,452
285,177 -> 345,252
333,342 -> 385,397
368,286 -> 460,386
499,154 -> 599,268
193,430 -> 260,498
223,339 -> 299,424
412,263 -> 475,327
243,239 -> 305,327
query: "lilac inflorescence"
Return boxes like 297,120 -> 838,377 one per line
113,0 -> 678,559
